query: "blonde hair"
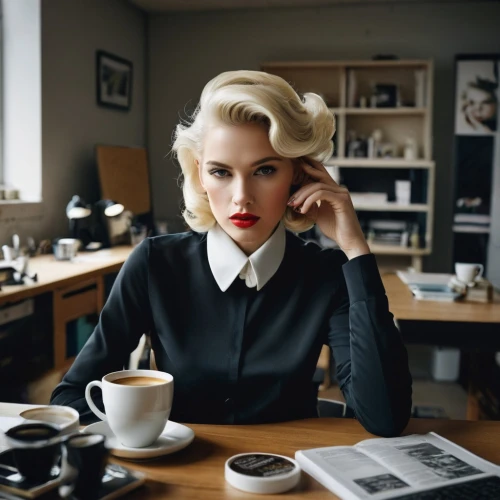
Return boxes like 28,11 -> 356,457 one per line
172,70 -> 335,232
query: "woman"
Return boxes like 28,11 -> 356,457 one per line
461,77 -> 498,133
51,70 -> 412,437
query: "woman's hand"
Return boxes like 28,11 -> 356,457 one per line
288,158 -> 370,260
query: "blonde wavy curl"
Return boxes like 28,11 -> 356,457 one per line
172,70 -> 336,233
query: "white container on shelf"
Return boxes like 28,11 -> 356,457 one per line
431,347 -> 460,382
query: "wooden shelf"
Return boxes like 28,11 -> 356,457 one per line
262,60 -> 430,69
354,203 -> 429,212
262,58 -> 435,272
326,159 -> 434,168
369,244 -> 430,256
330,107 -> 427,115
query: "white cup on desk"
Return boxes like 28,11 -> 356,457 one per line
85,369 -> 174,448
455,262 -> 484,286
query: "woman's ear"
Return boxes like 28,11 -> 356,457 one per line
196,159 -> 206,192
292,159 -> 306,186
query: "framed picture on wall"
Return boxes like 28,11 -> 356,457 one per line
96,50 -> 133,111
454,56 -> 499,135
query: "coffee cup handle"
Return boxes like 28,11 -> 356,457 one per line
85,381 -> 107,421
58,438 -> 78,499
476,264 -> 484,279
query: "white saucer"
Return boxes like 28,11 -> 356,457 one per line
83,420 -> 195,460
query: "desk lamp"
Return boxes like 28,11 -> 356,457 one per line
93,199 -> 125,248
66,195 -> 92,246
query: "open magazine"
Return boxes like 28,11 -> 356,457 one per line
295,432 -> 500,499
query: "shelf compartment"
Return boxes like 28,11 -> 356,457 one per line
326,159 -> 434,168
355,203 -> 429,212
330,107 -> 426,115
369,244 -> 430,256
262,60 -> 430,69
261,65 -> 342,107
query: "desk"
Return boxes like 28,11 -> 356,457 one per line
382,274 -> 500,325
381,273 -> 500,420
0,247 -> 133,371
2,404 -> 500,499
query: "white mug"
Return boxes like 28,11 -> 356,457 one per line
85,369 -> 174,448
455,262 -> 484,285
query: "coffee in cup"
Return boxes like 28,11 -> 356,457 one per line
455,262 -> 484,285
20,406 -> 80,434
85,369 -> 173,448
111,376 -> 165,386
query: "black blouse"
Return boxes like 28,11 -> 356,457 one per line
51,230 -> 412,437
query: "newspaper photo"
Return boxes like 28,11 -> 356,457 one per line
296,432 -> 500,499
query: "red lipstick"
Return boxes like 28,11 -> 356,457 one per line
229,213 -> 260,228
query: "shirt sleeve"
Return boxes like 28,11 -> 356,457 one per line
327,252 -> 413,437
50,239 -> 153,423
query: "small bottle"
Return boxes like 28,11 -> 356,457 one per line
410,223 -> 420,249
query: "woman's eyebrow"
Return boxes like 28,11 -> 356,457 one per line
205,157 -> 283,169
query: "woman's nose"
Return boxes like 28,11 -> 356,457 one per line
232,179 -> 254,206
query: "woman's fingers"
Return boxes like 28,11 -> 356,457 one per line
295,189 -> 351,215
302,158 -> 339,186
288,182 -> 347,207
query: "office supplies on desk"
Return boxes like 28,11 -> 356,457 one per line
410,284 -> 463,302
396,271 -> 453,286
397,272 -> 464,301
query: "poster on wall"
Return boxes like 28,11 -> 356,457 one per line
96,50 -> 133,111
454,58 -> 498,135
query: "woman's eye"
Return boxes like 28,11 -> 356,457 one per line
255,166 -> 276,176
209,169 -> 229,178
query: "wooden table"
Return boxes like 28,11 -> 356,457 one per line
0,247 -> 134,371
381,273 -> 500,420
382,273 -> 500,325
2,404 -> 500,499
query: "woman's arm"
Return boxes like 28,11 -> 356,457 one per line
328,253 -> 412,437
50,239 -> 153,423
289,158 -> 412,435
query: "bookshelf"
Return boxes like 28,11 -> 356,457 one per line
262,59 -> 435,271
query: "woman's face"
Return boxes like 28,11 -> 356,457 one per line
465,87 -> 497,122
198,122 -> 296,255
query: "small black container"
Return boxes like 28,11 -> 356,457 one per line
5,422 -> 62,483
65,433 -> 108,500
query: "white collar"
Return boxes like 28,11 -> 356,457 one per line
207,222 -> 286,292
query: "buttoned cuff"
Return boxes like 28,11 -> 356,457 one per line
342,253 -> 386,304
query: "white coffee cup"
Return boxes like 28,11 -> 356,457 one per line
455,262 -> 484,285
85,369 -> 174,448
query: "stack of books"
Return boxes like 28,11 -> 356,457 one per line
350,192 -> 388,206
466,278 -> 494,303
453,213 -> 491,234
396,271 -> 463,302
368,220 -> 409,247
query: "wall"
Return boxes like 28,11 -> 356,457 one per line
0,0 -> 147,245
147,1 -> 500,272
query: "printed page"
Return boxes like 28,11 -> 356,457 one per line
0,416 -> 24,452
297,446 -> 416,499
355,432 -> 499,490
